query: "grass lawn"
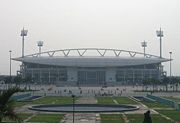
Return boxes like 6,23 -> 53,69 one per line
100,114 -> 124,123
126,114 -> 173,123
14,96 -> 75,108
164,96 -> 180,103
142,102 -> 170,108
158,110 -> 180,122
114,97 -> 138,104
14,101 -> 30,107
2,113 -> 32,122
31,96 -> 74,104
28,114 -> 64,123
2,117 -> 16,123
126,114 -> 143,123
17,113 -> 32,120
96,97 -> 115,104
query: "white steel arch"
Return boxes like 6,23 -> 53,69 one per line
24,48 -> 161,58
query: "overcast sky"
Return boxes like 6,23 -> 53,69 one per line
0,0 -> 180,76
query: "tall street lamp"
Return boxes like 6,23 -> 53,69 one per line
9,50 -> 12,87
72,94 -> 75,123
37,41 -> 43,56
156,28 -> 164,58
20,28 -> 28,57
156,28 -> 164,79
9,50 -> 12,78
169,52 -> 172,82
141,41 -> 147,57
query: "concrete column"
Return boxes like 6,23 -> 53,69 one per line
58,69 -> 60,81
105,68 -> 116,83
67,67 -> 78,83
142,69 -> 144,80
31,69 -> 33,81
133,69 -> 135,84
124,70 -> 126,83
39,69 -> 41,84
49,69 -> 50,83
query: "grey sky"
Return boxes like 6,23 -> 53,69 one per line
0,0 -> 179,75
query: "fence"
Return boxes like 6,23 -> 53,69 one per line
11,93 -> 31,101
147,94 -> 180,110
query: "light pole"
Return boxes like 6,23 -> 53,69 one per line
9,50 -> 12,78
141,41 -> 147,57
169,52 -> 172,77
72,95 -> 75,123
9,50 -> 12,88
20,28 -> 28,57
169,52 -> 172,83
37,41 -> 43,56
156,28 -> 164,58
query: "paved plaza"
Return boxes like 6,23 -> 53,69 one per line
3,84 -> 180,122
61,97 -> 100,123
26,84 -> 180,98
15,92 -> 163,123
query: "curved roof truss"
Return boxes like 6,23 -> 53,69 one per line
24,48 -> 161,58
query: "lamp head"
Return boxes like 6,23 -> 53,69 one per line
21,29 -> 28,36
156,30 -> 163,37
37,41 -> 43,47
141,41 -> 147,47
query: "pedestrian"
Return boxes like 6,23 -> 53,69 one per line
143,110 -> 152,123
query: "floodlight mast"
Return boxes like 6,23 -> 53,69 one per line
156,28 -> 163,58
169,52 -> 172,78
9,50 -> 12,82
20,28 -> 28,57
37,41 -> 43,56
141,41 -> 147,57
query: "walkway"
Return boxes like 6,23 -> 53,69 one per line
60,97 -> 100,123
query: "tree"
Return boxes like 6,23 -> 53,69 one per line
162,77 -> 169,92
171,77 -> 180,92
143,78 -> 160,92
13,76 -> 23,87
4,76 -> 11,84
0,87 -> 22,122
150,78 -> 160,92
142,79 -> 151,91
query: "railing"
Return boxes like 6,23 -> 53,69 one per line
147,94 -> 180,110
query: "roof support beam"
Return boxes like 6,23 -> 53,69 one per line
77,49 -> 87,56
47,51 -> 55,57
129,52 -> 136,57
22,48 -> 161,59
62,50 -> 70,57
114,50 -> 121,57
97,49 -> 107,56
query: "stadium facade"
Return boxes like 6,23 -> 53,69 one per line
13,48 -> 169,86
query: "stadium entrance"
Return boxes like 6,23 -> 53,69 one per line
78,70 -> 105,85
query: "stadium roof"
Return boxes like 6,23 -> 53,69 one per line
13,48 -> 170,67
13,56 -> 169,67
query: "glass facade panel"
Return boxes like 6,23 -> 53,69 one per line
116,69 -> 159,84
24,68 -> 67,84
23,63 -> 160,85
78,71 -> 105,85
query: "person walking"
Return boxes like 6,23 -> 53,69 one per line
143,110 -> 152,123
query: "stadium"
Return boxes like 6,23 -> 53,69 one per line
13,48 -> 169,86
